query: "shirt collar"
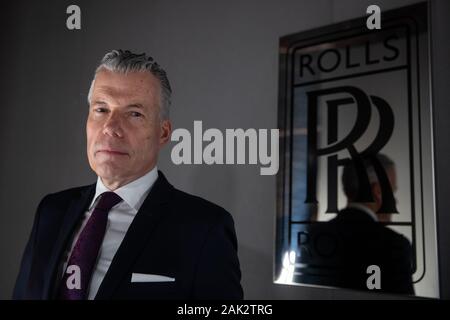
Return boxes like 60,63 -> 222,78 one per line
90,166 -> 159,212
347,203 -> 378,222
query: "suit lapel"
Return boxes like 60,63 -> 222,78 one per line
94,171 -> 173,299
43,184 -> 96,299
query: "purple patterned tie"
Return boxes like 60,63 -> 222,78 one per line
58,192 -> 122,300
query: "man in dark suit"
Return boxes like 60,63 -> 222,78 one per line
13,50 -> 243,300
298,154 -> 414,294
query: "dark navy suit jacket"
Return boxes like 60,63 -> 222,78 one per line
13,171 -> 243,300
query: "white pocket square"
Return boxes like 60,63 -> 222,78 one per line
131,273 -> 175,283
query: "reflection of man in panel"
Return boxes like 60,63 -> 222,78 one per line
323,154 -> 415,294
13,50 -> 243,300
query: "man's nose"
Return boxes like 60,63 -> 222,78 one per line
102,112 -> 124,138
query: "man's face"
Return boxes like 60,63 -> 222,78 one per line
86,69 -> 171,189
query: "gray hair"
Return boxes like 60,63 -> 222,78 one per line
341,153 -> 395,201
87,50 -> 172,120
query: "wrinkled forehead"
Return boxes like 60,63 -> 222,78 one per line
91,69 -> 160,107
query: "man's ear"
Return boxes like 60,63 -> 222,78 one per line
159,120 -> 172,146
371,183 -> 382,204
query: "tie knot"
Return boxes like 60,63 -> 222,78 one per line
95,192 -> 123,211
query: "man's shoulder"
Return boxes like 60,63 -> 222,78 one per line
340,207 -> 411,249
39,184 -> 95,208
170,187 -> 230,214
378,223 -> 411,247
169,186 -> 233,225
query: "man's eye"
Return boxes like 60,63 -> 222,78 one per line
130,111 -> 143,117
94,108 -> 108,113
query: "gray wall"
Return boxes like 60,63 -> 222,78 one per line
1,0 -> 448,299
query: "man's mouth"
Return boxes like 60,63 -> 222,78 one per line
97,149 -> 128,156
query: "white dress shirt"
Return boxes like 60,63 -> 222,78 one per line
62,166 -> 159,299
